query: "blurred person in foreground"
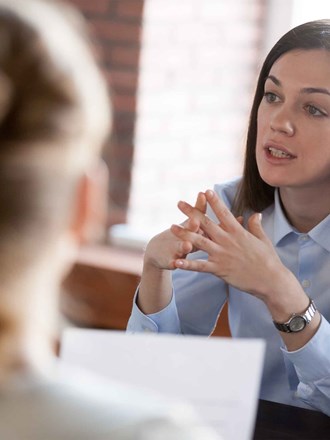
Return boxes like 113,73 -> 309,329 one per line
0,1 -> 219,439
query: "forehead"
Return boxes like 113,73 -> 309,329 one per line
268,49 -> 330,87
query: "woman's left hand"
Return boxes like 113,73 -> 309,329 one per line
172,190 -> 322,350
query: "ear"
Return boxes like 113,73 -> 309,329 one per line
70,160 -> 109,244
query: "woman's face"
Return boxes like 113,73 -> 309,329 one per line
256,49 -> 330,191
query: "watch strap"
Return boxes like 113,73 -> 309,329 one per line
273,298 -> 317,333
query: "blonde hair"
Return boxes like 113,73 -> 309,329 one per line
0,0 -> 111,258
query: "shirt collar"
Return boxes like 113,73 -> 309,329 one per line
273,188 -> 330,251
309,213 -> 330,252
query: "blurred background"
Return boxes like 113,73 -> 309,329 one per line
62,0 -> 330,331
68,0 -> 330,246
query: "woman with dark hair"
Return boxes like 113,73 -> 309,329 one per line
128,20 -> 330,415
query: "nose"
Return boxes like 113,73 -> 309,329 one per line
270,106 -> 295,136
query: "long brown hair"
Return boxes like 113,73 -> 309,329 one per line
233,19 -> 330,215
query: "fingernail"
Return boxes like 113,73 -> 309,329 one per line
176,260 -> 184,267
206,189 -> 214,198
258,213 -> 262,221
174,223 -> 183,229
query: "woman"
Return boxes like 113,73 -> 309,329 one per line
0,0 -> 220,439
127,20 -> 330,416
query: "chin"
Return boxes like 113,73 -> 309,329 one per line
259,173 -> 287,188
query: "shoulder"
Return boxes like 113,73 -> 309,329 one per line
114,417 -> 219,440
35,370 -> 218,440
213,177 -> 242,210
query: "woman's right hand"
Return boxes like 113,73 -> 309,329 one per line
137,192 -> 207,314
143,192 -> 207,271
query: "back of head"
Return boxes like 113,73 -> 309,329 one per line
0,0 -> 110,266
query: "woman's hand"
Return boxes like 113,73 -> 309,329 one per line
170,189 -> 320,351
137,192 -> 207,314
143,192 -> 207,271
170,189 -> 290,301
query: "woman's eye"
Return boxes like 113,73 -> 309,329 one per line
306,104 -> 326,117
264,92 -> 278,103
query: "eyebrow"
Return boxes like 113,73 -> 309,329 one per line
265,75 -> 330,96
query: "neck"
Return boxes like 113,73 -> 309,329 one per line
279,185 -> 330,232
0,265 -> 60,383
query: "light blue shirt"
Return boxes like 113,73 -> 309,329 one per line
127,178 -> 330,415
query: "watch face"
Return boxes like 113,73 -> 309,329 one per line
289,316 -> 306,332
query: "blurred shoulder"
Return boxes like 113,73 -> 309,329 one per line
50,367 -> 221,440
0,368 -> 219,440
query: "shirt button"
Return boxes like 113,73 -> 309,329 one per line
298,234 -> 309,242
143,327 -> 153,333
302,279 -> 311,288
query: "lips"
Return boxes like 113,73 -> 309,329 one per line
264,143 -> 296,159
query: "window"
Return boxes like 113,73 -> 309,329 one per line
110,0 -> 330,248
111,0 -> 264,247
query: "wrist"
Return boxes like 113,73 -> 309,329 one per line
143,250 -> 171,273
273,298 -> 317,333
261,268 -> 310,322
139,262 -> 173,315
143,232 -> 175,271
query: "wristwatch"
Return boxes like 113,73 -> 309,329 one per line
273,299 -> 317,333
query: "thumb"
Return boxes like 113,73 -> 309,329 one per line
247,213 -> 269,242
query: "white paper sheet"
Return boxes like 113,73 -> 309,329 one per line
60,329 -> 265,440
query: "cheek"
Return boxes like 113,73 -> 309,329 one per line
300,127 -> 330,156
256,102 -> 272,144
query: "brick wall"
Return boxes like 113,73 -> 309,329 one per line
127,0 -> 266,237
67,0 -> 144,227
66,0 -> 266,240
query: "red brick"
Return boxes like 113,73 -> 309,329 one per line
109,180 -> 131,201
67,0 -> 110,14
110,141 -> 134,157
112,113 -> 135,133
112,93 -> 136,113
111,161 -> 132,176
107,70 -> 138,91
93,20 -> 142,43
116,0 -> 144,19
107,205 -> 127,227
110,47 -> 140,68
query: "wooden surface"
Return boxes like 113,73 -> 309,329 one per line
61,245 -> 142,329
61,244 -> 231,336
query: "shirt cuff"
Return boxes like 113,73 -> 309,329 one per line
126,288 -> 182,334
281,316 -> 330,383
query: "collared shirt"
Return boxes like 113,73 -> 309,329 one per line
127,178 -> 330,415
